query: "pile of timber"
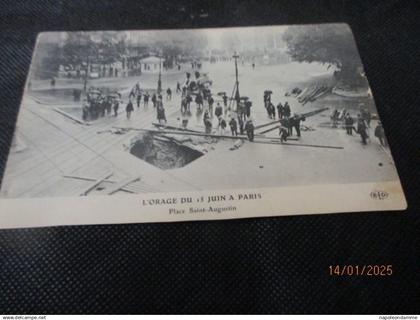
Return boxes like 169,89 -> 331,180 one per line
297,85 -> 331,105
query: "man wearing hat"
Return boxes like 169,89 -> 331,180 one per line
283,101 -> 291,118
374,121 -> 387,147
357,114 -> 369,145
289,113 -> 305,138
245,118 -> 255,142
359,103 -> 372,128
229,116 -> 238,136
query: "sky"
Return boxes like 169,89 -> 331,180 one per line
38,25 -> 288,51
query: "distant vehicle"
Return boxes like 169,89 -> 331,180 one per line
197,73 -> 212,88
184,72 -> 213,96
88,64 -> 102,79
89,72 -> 100,79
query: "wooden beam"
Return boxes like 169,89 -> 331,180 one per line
253,107 -> 329,130
114,127 -> 250,140
258,125 -> 280,134
107,176 -> 141,195
152,123 -> 201,133
252,140 -> 343,149
63,174 -> 116,183
79,172 -> 113,196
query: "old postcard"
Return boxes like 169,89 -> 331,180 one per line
0,24 -> 406,228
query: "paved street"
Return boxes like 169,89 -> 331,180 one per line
0,60 -> 399,198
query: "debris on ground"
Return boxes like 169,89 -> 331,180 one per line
297,85 -> 331,105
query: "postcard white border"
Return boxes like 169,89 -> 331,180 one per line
0,180 -> 406,229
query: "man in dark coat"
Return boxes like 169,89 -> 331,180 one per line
279,125 -> 289,143
195,93 -> 203,110
374,121 -> 387,147
157,105 -> 167,124
229,117 -> 238,136
277,102 -> 284,119
357,114 -> 369,145
82,99 -> 89,121
136,93 -> 142,108
106,98 -> 112,115
238,116 -> 244,135
344,114 -> 354,135
264,95 -> 271,117
151,94 -> 157,108
186,94 -> 192,112
268,102 -> 276,119
181,98 -> 187,114
245,101 -> 252,118
283,102 -> 291,118
100,98 -> 107,117
143,92 -> 149,108
218,116 -> 227,135
129,88 -> 136,100
203,111 -> 212,134
113,100 -> 119,117
208,96 -> 214,114
215,102 -> 223,119
360,104 -> 372,128
290,113 -> 305,137
331,109 -> 340,128
245,119 -> 254,142
126,100 -> 134,119
223,94 -> 228,108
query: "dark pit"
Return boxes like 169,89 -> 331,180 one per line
130,133 -> 203,170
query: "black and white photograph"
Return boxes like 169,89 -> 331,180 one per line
0,24 -> 406,227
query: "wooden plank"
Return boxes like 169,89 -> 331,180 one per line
107,176 -> 142,195
251,140 -> 343,149
114,127 -> 251,140
254,107 -> 329,130
258,125 -> 280,134
152,123 -> 202,133
63,174 -> 139,193
79,172 -> 113,196
63,174 -> 117,183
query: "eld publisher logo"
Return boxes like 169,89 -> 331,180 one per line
370,190 -> 389,200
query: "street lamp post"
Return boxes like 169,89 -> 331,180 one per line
233,52 -> 240,109
83,55 -> 90,92
157,55 -> 162,95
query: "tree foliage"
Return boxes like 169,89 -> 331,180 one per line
61,31 -> 127,67
283,24 -> 363,83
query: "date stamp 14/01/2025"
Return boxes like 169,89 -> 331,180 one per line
329,265 -> 393,277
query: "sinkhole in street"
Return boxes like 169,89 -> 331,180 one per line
130,133 -> 204,170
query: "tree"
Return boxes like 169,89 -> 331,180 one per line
282,24 -> 364,86
61,31 -> 128,90
98,31 -> 127,64
148,30 -> 208,67
62,32 -> 98,68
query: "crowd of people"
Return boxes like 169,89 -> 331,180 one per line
77,71 -> 386,149
262,91 -> 387,147
263,90 -> 306,142
331,103 -> 387,147
127,82 -> 168,123
81,89 -> 122,121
